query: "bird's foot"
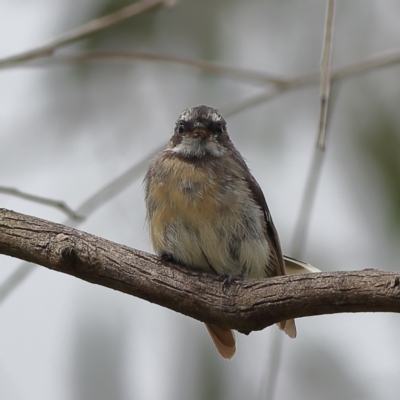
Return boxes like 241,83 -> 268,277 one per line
219,272 -> 245,288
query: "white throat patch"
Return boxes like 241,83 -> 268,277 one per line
170,136 -> 225,158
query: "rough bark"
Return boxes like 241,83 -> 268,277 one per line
1,208 -> 400,333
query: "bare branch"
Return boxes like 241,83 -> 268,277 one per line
72,150 -> 160,224
331,47 -> 400,80
7,47 -> 400,89
0,263 -> 36,303
0,147 -> 162,303
24,52 -> 288,86
290,151 -> 325,260
1,208 -> 400,332
0,186 -> 83,221
0,0 -> 174,68
317,0 -> 336,150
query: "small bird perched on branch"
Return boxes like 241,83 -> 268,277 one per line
144,105 -> 318,359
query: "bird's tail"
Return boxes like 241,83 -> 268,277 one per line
283,256 -> 321,275
277,319 -> 297,338
205,323 -> 236,359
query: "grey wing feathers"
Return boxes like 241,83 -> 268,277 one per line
230,146 -> 286,277
244,173 -> 286,276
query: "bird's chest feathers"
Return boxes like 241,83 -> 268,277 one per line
151,157 -> 229,222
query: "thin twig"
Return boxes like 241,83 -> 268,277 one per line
290,150 -> 325,259
289,2 -> 338,259
0,0 -> 174,69
222,46 -> 400,117
290,82 -> 340,261
0,264 -> 36,303
7,47 -> 400,88
0,147 -> 161,303
30,52 -> 287,86
71,146 -> 163,225
222,88 -> 282,117
0,186 -> 84,221
332,47 -> 400,80
317,0 -> 336,150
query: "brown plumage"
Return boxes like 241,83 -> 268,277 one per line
144,105 -> 313,358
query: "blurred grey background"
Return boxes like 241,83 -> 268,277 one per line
1,1 -> 400,399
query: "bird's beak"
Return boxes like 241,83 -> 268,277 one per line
192,123 -> 209,138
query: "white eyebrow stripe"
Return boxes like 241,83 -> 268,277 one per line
179,109 -> 193,122
209,111 -> 222,122
178,106 -> 223,124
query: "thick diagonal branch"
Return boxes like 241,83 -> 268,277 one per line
1,208 -> 400,332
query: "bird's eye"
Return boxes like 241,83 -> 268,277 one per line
178,122 -> 185,134
215,122 -> 223,134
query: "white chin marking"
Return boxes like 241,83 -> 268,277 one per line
171,137 -> 225,157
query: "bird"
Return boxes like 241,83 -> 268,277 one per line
144,105 -> 318,359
